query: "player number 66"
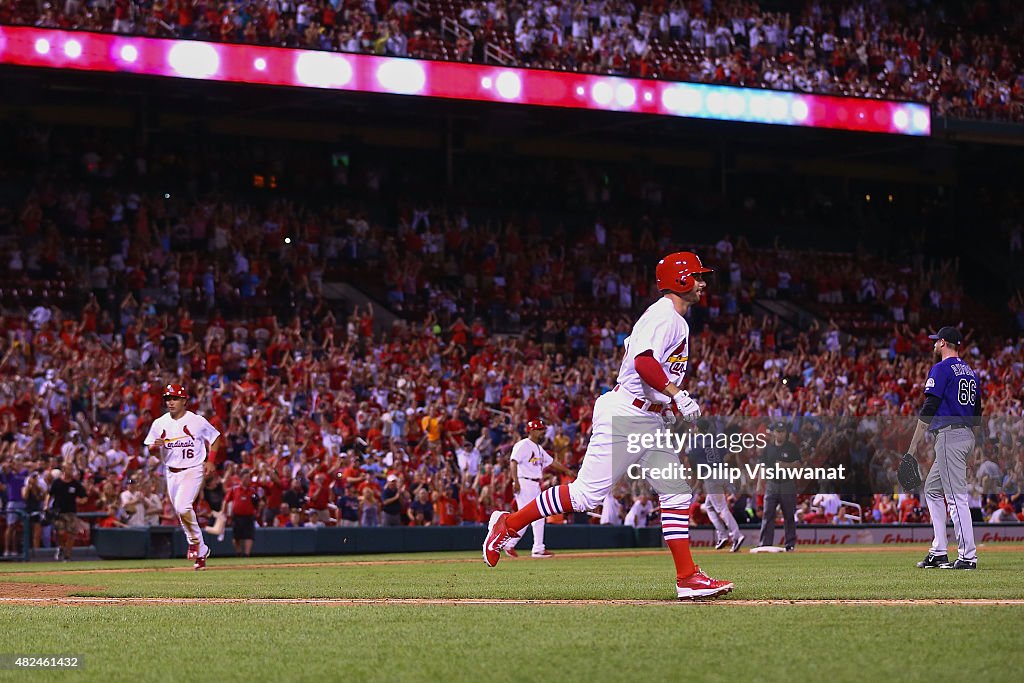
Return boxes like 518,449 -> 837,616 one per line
956,379 -> 976,406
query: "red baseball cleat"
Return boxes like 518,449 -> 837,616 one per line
676,566 -> 734,600
187,544 -> 200,560
504,547 -> 519,559
193,546 -> 210,571
482,511 -> 519,567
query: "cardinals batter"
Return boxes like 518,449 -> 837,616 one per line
144,384 -> 221,570
483,252 -> 733,599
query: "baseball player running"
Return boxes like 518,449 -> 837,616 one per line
689,418 -> 744,552
903,327 -> 982,570
483,252 -> 734,599
144,384 -> 222,570
504,418 -> 572,559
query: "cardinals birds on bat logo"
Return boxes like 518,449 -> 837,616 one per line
667,338 -> 688,365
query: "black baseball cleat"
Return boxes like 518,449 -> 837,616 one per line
714,537 -> 730,550
730,534 -> 746,553
916,553 -> 950,568
917,552 -> 946,569
942,559 -> 977,570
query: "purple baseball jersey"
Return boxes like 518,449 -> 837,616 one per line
923,357 -> 980,431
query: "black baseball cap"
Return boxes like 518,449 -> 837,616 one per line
770,421 -> 789,432
928,326 -> 962,345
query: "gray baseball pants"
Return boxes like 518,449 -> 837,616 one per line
924,427 -> 976,562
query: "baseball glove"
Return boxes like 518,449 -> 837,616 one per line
897,452 -> 923,491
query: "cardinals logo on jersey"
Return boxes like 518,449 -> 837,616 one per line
161,426 -> 198,458
667,338 -> 688,374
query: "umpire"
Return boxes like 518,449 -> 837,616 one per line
904,327 -> 982,570
757,421 -> 801,551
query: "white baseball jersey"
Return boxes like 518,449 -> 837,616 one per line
510,438 -> 553,479
144,411 -> 220,468
617,297 -> 690,403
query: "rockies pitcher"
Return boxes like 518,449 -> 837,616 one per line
904,327 -> 982,570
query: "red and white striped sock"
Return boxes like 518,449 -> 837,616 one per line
661,508 -> 696,580
506,485 -> 573,532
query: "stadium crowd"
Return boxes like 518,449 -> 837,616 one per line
1,230 -> 1023,553
0,0 -> 1022,121
0,124 -> 1022,557
1,291 -> 1022,556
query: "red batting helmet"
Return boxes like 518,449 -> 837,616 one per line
526,419 -> 545,432
163,384 -> 188,399
655,252 -> 713,294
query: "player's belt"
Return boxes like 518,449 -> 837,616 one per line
613,385 -> 667,414
167,465 -> 201,473
936,424 -> 970,432
520,477 -> 541,482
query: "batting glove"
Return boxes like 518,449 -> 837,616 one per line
672,390 -> 701,422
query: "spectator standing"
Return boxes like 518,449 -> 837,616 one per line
409,487 -> 434,525
359,486 -> 381,527
46,465 -> 87,561
143,480 -> 164,527
2,458 -> 28,557
120,477 -> 147,526
307,472 -> 332,523
337,484 -> 361,527
21,471 -> 47,551
226,468 -> 259,557
381,474 -> 404,526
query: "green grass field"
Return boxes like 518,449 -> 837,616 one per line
2,547 -> 1022,682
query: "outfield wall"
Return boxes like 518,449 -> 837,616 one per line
91,524 -> 1024,559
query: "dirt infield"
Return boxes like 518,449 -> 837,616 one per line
2,595 -> 1023,607
0,583 -> 101,599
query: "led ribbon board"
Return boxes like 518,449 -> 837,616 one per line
0,26 -> 931,136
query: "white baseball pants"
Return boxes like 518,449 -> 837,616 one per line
568,390 -> 692,513
167,465 -> 208,553
507,478 -> 545,554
